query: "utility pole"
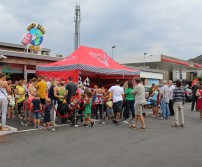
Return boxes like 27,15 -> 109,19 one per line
74,4 -> 81,50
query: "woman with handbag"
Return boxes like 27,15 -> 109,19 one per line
196,83 -> 202,119
0,73 -> 11,131
14,80 -> 25,118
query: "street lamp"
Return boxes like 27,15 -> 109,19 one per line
143,53 -> 147,68
112,46 -> 116,59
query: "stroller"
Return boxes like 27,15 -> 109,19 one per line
57,94 -> 84,125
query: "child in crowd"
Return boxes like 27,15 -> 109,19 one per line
43,98 -> 52,129
150,85 -> 159,118
7,90 -> 15,118
106,97 -> 113,119
83,91 -> 95,127
31,94 -> 42,128
21,94 -> 30,126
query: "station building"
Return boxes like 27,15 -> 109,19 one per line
120,54 -> 202,85
0,42 -> 62,81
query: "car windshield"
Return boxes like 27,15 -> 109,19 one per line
145,87 -> 150,92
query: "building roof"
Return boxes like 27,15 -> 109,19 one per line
124,65 -> 164,74
188,55 -> 202,64
122,54 -> 202,69
0,49 -> 61,61
0,41 -> 51,52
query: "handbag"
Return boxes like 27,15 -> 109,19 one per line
196,91 -> 201,97
15,94 -> 20,99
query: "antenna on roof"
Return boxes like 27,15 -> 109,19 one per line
74,4 -> 81,50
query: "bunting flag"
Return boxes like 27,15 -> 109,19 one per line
78,75 -> 82,85
83,77 -> 90,89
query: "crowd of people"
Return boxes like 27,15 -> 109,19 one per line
0,72 -> 201,131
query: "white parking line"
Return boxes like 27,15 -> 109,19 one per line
16,124 -> 70,133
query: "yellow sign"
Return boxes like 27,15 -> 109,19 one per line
29,45 -> 41,51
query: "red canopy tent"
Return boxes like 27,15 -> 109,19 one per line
36,46 -> 139,83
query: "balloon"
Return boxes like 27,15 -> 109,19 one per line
21,33 -> 32,45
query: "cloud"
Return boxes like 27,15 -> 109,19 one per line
0,0 -> 202,61
0,4 -> 24,43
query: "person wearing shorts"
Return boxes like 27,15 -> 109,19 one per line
131,77 -> 146,129
106,97 -> 113,119
31,94 -> 42,128
150,85 -> 159,117
106,80 -> 124,125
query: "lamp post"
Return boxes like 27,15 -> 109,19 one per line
144,53 -> 147,68
112,46 -> 116,59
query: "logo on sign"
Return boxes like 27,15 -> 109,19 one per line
89,52 -> 109,67
62,55 -> 77,61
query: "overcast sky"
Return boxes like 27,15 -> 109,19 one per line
1,0 -> 202,62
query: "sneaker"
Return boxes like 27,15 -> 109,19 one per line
113,120 -> 117,124
171,124 -> 178,128
91,121 -> 95,127
123,120 -> 129,124
180,124 -> 184,127
82,124 -> 88,127
20,121 -> 24,126
35,126 -> 38,129
24,123 -> 28,126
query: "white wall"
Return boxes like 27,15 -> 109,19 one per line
140,71 -> 163,79
117,55 -> 161,64
173,70 -> 186,80
197,70 -> 202,77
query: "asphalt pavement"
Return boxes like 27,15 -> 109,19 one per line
0,102 -> 202,167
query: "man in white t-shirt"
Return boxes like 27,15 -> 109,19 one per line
44,76 -> 51,91
106,80 -> 124,125
168,80 -> 175,116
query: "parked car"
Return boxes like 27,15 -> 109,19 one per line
183,87 -> 192,102
145,86 -> 151,99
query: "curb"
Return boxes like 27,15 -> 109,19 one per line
0,126 -> 18,136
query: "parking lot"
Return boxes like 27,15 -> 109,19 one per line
0,102 -> 202,167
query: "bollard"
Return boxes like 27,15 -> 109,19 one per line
73,106 -> 79,127
101,97 -> 106,124
50,100 -> 56,131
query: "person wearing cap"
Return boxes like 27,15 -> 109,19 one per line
105,80 -> 124,125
